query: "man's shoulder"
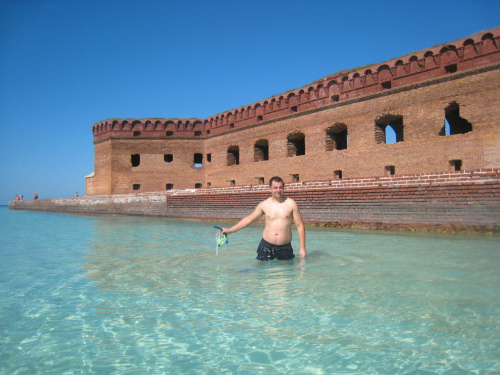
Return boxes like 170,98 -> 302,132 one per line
257,197 -> 270,208
260,197 -> 274,207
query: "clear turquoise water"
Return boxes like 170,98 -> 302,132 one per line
0,206 -> 499,374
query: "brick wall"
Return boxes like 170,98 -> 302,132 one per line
86,26 -> 500,195
13,169 -> 500,233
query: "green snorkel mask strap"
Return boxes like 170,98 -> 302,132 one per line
214,226 -> 228,255
216,232 -> 228,247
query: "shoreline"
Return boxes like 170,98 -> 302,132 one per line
9,169 -> 500,235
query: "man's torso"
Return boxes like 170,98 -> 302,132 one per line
261,197 -> 295,245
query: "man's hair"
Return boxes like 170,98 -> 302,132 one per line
269,176 -> 284,187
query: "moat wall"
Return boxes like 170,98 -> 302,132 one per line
11,169 -> 500,233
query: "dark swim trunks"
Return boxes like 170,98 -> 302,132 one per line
256,238 -> 295,261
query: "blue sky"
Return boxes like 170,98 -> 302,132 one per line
1,0 -> 499,204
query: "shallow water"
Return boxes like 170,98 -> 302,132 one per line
0,206 -> 499,374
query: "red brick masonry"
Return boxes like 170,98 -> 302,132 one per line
87,27 -> 500,196
10,169 -> 500,233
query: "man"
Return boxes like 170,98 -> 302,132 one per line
222,176 -> 307,260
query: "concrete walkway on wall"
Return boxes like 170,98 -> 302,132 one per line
9,169 -> 500,233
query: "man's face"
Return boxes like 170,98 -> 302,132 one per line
269,181 -> 284,200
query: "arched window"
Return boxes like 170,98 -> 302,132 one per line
194,153 -> 203,167
227,146 -> 239,166
325,123 -> 348,151
131,154 -> 140,167
440,102 -> 472,135
375,115 -> 404,144
287,132 -> 305,157
254,139 -> 269,161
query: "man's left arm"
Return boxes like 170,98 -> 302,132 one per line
292,202 -> 307,257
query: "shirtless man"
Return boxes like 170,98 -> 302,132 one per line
222,176 -> 307,260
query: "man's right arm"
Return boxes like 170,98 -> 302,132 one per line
222,204 -> 264,235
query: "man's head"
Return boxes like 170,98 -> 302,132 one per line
269,176 -> 284,187
269,176 -> 285,201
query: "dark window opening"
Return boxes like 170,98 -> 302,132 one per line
287,132 -> 305,157
441,102 -> 472,135
331,95 -> 339,102
385,165 -> 396,176
257,115 -> 263,121
166,131 -> 174,136
166,183 -> 174,190
451,159 -> 462,172
131,154 -> 140,167
195,183 -> 202,189
375,115 -> 404,144
254,139 -> 269,161
445,64 -> 457,74
227,146 -> 240,166
207,182 -> 211,187
334,170 -> 343,180
194,131 -> 202,136
291,106 -> 298,113
229,123 -> 234,129
256,177 -> 265,184
291,174 -> 299,182
164,154 -> 173,163
325,124 -> 348,151
207,153 -> 212,162
133,131 -> 141,136
381,81 -> 392,89
133,184 -> 141,190
194,153 -> 203,167
228,180 -> 235,186
206,130 -> 210,135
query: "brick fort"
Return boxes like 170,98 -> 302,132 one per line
12,27 -> 500,233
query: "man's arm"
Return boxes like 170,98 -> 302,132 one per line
222,203 -> 264,235
292,201 -> 307,257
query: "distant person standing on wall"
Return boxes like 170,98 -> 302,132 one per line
221,176 -> 307,260
34,193 -> 38,200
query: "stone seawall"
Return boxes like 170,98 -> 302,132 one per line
10,169 -> 500,233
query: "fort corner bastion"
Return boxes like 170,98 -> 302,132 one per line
11,27 -> 500,233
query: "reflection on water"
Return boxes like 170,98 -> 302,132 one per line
1,208 -> 499,374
